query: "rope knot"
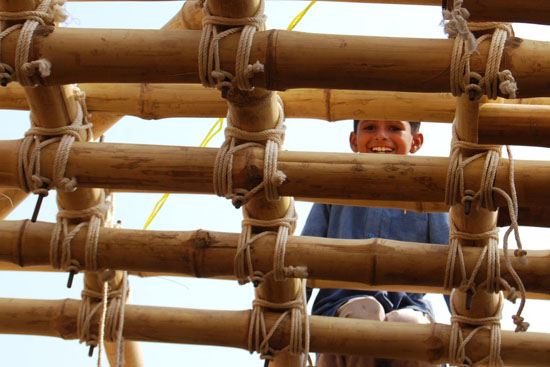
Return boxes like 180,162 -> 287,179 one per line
505,287 -> 518,303
497,70 -> 517,99
512,315 -> 529,332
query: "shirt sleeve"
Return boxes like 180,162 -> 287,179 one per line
301,203 -> 331,237
428,212 -> 450,245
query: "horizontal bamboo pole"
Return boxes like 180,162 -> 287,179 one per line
447,0 -> 550,25
3,84 -> 550,146
1,297 -> 549,366
4,261 -> 550,301
2,28 -> 550,97
2,220 -> 550,296
0,140 -> 547,210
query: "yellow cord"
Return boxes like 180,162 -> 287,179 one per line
287,1 -> 316,31
143,1 -> 316,230
143,118 -> 225,230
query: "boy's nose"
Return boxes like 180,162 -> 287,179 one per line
374,129 -> 389,139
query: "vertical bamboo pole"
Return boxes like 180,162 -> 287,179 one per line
449,95 -> 502,350
208,1 -> 303,366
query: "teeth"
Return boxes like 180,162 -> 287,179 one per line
371,147 -> 394,152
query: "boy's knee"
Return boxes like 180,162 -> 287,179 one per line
337,296 -> 385,321
384,309 -> 431,324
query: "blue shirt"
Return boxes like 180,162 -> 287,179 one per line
302,204 -> 449,317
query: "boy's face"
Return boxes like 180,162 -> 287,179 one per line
349,120 -> 423,155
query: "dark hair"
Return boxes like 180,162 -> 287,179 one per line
353,119 -> 421,135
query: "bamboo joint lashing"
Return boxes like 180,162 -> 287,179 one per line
0,0 -> 67,86
199,0 -> 266,94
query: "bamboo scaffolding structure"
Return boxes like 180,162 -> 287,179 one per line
1,297 -> 549,366
2,28 -> 550,97
0,140 -> 547,211
2,220 -> 550,297
445,0 -> 550,26
206,0 -> 303,365
3,84 -> 550,146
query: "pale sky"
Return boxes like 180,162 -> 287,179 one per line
1,1 -> 550,366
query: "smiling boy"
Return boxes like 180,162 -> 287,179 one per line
302,120 -> 449,367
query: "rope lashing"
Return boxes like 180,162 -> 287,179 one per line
445,126 -> 529,332
213,96 -> 286,208
234,199 -> 306,285
449,290 -> 504,367
0,0 -> 67,86
49,191 -> 112,275
248,279 -> 310,367
198,0 -> 266,94
443,1 -> 517,100
78,271 -> 129,367
18,87 -> 92,196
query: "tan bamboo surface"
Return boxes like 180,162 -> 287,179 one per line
3,84 -> 550,146
4,261 -> 550,301
207,0 -> 303,365
448,95 -> 501,323
0,140 -> 548,211
1,297 -> 549,366
2,219 -> 550,297
445,0 -> 550,25
2,28 -> 550,97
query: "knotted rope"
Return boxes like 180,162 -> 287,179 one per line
198,0 -> 266,94
18,87 -> 92,196
449,290 -> 503,367
49,190 -> 112,275
234,200 -> 307,285
444,126 -> 528,332
0,0 -> 67,86
213,95 -> 286,208
78,270 -> 129,367
443,0 -> 517,100
248,279 -> 310,366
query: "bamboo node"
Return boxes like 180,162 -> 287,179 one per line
0,0 -> 68,87
198,0 -> 266,95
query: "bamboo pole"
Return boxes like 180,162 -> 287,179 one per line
2,28 -> 550,97
3,220 -> 550,296
1,297 -> 549,366
448,94 -> 502,333
4,260 -> 550,301
3,84 -> 550,146
0,140 -> 547,210
446,0 -> 550,26
206,0 -> 303,365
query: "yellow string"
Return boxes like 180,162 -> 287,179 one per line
143,118 -> 224,230
287,1 -> 316,31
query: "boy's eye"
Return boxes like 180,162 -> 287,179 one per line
363,125 -> 375,130
389,126 -> 402,131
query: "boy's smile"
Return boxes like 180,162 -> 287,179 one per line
349,120 -> 423,155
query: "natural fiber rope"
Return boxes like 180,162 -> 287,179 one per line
17,87 -> 92,195
449,289 -> 504,367
234,199 -> 307,285
444,125 -> 529,332
49,190 -> 112,273
198,0 -> 266,94
443,1 -> 517,100
248,279 -> 310,366
0,0 -> 67,86
213,95 -> 287,208
78,270 -> 129,367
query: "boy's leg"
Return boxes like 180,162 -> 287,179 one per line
316,300 -> 439,367
316,297 -> 384,367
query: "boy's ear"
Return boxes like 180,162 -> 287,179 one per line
349,131 -> 359,152
409,132 -> 424,154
